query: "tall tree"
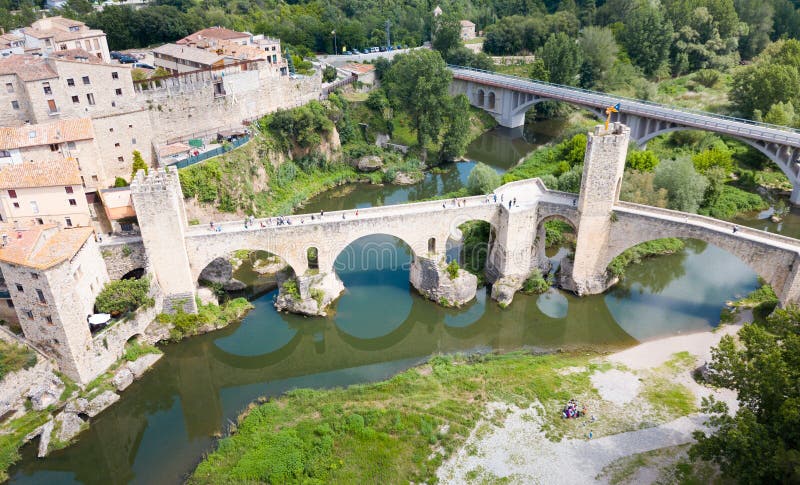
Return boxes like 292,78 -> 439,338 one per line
653,157 -> 709,212
578,26 -> 618,87
539,32 -> 582,85
619,4 -> 674,76
735,0 -> 774,59
432,14 -> 462,57
385,50 -> 452,148
440,95 -> 471,162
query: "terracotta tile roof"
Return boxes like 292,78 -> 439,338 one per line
24,16 -> 105,43
0,224 -> 94,270
0,118 -> 94,151
177,27 -> 250,45
0,158 -> 83,189
153,43 -> 225,66
215,41 -> 267,61
0,33 -> 24,48
0,55 -> 57,82
342,63 -> 376,74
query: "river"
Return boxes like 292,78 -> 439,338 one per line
7,122 -> 774,484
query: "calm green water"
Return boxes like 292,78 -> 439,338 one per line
8,124 -> 767,484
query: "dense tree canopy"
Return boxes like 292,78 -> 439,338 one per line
691,306 -> 800,484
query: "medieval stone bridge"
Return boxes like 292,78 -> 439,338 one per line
449,65 -> 800,203
127,123 -> 800,315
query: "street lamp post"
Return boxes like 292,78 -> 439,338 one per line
331,30 -> 338,55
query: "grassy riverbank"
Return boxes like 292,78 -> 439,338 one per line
189,348 -> 697,484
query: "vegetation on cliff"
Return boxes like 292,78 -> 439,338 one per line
94,277 -> 153,315
0,341 -> 37,380
156,298 -> 253,341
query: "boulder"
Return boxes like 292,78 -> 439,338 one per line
64,397 -> 88,414
126,353 -> 163,379
490,275 -> 524,307
85,390 -> 120,418
37,420 -> 54,457
355,155 -> 383,172
54,412 -> 85,443
27,385 -> 59,411
274,272 -> 345,317
112,367 -> 134,392
393,171 -> 422,185
410,257 -> 477,307
198,257 -> 234,285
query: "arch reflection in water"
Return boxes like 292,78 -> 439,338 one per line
605,239 -> 758,341
333,235 -> 414,339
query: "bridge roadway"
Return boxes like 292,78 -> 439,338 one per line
449,66 -> 800,202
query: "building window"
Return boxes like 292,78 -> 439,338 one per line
47,99 -> 58,113
36,289 -> 45,304
91,175 -> 98,182
117,156 -> 124,162
15,284 -> 22,292
67,78 -> 75,86
6,300 -> 13,308
87,93 -> 95,105
31,273 -> 38,279
0,150 -> 8,158
109,128 -> 114,132
65,217 -> 72,227
68,198 -> 77,206
5,83 -> 12,93
65,186 -> 74,194
82,76 -> 90,85
93,38 -> 99,49
35,218 -> 43,224
42,82 -> 51,95
84,40 -> 91,50
45,315 -> 52,323
66,141 -> 76,150
112,72 -> 119,80
50,144 -> 58,152
114,142 -> 120,148
115,88 -> 122,96
8,190 -> 16,198
11,101 -> 18,110
25,310 -> 33,319
131,138 -> 136,145
30,201 -> 39,214
60,43 -> 67,49
12,202 -> 18,208
128,124 -> 133,128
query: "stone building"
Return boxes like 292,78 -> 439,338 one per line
0,224 -> 108,382
152,43 -> 226,74
19,16 -> 110,62
172,27 -> 285,68
0,158 -> 91,228
460,20 -> 476,40
0,32 -> 25,56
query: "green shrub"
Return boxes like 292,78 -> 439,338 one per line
544,220 -> 573,248
466,162 -> 501,195
446,260 -> 460,279
522,269 -> 549,294
159,298 -> 253,341
0,341 -> 37,380
122,340 -> 161,362
114,177 -> 128,187
626,150 -> 659,171
282,280 -> 301,299
607,238 -> 685,277
95,277 -> 152,315
693,69 -> 721,88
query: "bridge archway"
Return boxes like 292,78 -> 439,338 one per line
195,249 -> 294,294
476,89 -> 485,107
533,214 -> 578,274
446,219 -> 499,278
602,212 -> 798,302
487,92 -> 496,110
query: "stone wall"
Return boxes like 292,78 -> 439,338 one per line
100,240 -> 146,280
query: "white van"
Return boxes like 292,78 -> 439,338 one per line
370,47 -> 380,53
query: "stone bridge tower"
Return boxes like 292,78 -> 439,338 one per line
570,122 -> 630,294
131,167 -> 197,313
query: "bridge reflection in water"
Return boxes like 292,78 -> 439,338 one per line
10,235 -> 759,485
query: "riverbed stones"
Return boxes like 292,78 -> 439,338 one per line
65,397 -> 88,414
126,353 -> 163,379
85,391 -> 120,417
410,257 -> 477,307
491,275 -> 524,307
112,367 -> 135,392
274,272 -> 345,317
26,377 -> 62,411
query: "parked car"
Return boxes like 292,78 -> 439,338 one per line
344,50 -> 352,55
119,55 -> 137,64
110,51 -> 123,60
134,62 -> 154,69
379,46 -> 387,52
370,46 -> 380,53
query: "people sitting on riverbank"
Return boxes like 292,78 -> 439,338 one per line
561,399 -> 586,419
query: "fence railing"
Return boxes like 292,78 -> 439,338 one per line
167,136 -> 250,170
448,64 -> 800,146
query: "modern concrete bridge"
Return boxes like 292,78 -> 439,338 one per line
449,65 -> 800,203
128,123 -> 800,315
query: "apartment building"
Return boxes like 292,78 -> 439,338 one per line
0,32 -> 25,56
152,43 -> 226,74
20,16 -> 110,62
173,27 -> 285,67
0,158 -> 91,228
